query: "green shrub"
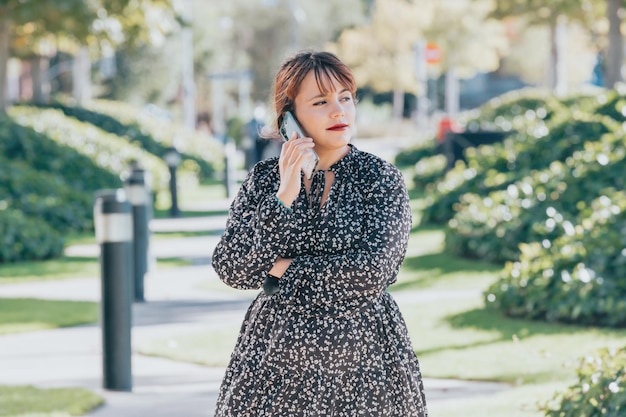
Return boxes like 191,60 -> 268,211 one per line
0,113 -> 120,191
41,101 -> 216,180
0,207 -> 64,262
594,90 -> 626,123
462,88 -> 567,133
485,189 -> 626,326
540,347 -> 626,416
87,99 -> 224,174
412,154 -> 447,191
0,157 -> 92,232
394,138 -> 439,168
446,123 -> 626,264
9,106 -> 170,193
421,114 -> 613,225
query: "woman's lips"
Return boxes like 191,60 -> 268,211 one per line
327,124 -> 348,131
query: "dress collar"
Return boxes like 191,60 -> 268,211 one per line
328,144 -> 356,173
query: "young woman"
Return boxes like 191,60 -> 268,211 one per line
212,50 -> 428,416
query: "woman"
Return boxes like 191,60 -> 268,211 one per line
212,50 -> 428,417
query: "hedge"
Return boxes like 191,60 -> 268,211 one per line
445,120 -> 625,264
540,347 -> 626,416
40,101 -> 216,180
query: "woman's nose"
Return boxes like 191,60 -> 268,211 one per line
330,99 -> 345,118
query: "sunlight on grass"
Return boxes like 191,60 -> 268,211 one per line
0,257 -> 99,284
138,326 -> 240,367
394,227 -> 502,291
400,296 -> 626,385
0,257 -> 191,284
429,382 -> 567,417
0,385 -> 103,416
0,299 -> 98,335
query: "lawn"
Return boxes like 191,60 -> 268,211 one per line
0,298 -> 98,335
0,385 -> 103,417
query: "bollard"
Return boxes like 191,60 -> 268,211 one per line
94,189 -> 133,392
124,167 -> 151,302
163,147 -> 181,217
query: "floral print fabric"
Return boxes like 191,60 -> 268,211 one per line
212,145 -> 428,416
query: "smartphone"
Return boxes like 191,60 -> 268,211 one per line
280,111 -> 319,179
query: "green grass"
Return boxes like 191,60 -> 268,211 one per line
154,181 -> 232,218
0,257 -> 100,284
0,298 -> 98,335
0,385 -> 103,416
0,257 -> 191,284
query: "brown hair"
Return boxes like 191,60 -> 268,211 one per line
270,50 -> 357,137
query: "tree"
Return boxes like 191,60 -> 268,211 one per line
424,0 -> 509,115
0,0 -> 97,110
332,0 -> 508,118
0,0 -> 176,111
492,0 -> 605,93
331,0 -> 430,119
604,0 -> 625,87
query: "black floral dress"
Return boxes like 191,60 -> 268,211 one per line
212,145 -> 428,417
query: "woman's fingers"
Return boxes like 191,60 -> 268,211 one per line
276,136 -> 315,205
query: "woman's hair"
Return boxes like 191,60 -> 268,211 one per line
269,50 -> 357,137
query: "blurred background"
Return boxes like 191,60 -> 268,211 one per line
0,1 -> 625,416
1,0 -> 622,133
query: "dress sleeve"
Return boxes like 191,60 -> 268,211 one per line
279,168 -> 412,309
211,165 -> 295,290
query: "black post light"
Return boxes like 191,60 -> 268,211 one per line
123,163 -> 151,302
93,189 -> 133,391
163,147 -> 181,218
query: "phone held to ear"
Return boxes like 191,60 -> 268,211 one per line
280,111 -> 319,179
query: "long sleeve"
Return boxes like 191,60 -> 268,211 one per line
211,161 -> 294,290
279,167 -> 412,310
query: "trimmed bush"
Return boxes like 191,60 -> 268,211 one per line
446,121 -> 626,264
394,138 -> 439,168
485,189 -> 626,326
421,113 -> 614,225
412,154 -> 447,191
9,106 -> 170,192
540,347 -> 626,416
0,207 -> 64,262
0,157 -> 92,232
0,113 -> 120,191
41,101 -> 216,180
87,99 -> 224,174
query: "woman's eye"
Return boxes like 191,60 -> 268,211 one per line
341,96 -> 352,102
313,100 -> 327,106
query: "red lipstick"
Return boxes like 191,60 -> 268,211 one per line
327,123 -> 348,131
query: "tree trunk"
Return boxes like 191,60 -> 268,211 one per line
605,0 -> 624,88
554,16 -> 568,96
72,47 -> 92,104
445,67 -> 459,117
31,55 -> 51,104
0,17 -> 11,113
548,22 -> 559,91
392,88 -> 404,120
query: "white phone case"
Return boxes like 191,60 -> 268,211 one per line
280,111 -> 319,179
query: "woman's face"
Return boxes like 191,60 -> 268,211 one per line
293,70 -> 356,153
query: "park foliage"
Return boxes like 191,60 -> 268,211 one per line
397,87 -> 626,415
0,103 -> 223,263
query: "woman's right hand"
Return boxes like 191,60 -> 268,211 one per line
275,132 -> 315,207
